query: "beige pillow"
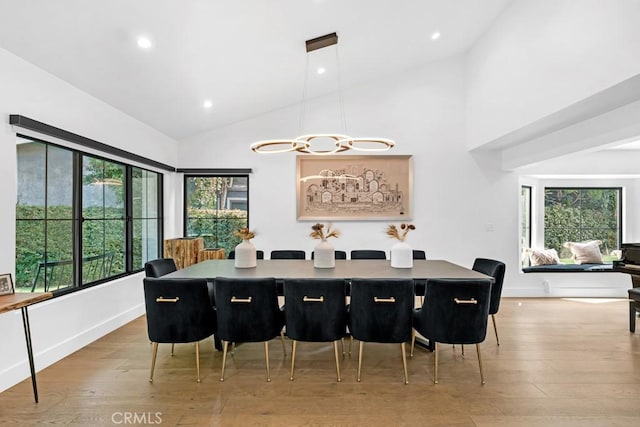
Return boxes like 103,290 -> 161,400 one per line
563,240 -> 603,264
527,248 -> 560,266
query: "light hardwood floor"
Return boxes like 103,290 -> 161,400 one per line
1,298 -> 640,426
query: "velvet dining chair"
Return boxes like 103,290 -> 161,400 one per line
472,258 -> 506,345
348,278 -> 414,384
214,277 -> 286,382
350,250 -> 386,260
144,258 -> 177,278
143,277 -> 217,383
270,250 -> 306,260
411,278 -> 492,384
284,278 -> 348,382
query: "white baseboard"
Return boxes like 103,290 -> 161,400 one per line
0,304 -> 145,394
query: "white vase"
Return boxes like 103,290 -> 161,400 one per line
390,241 -> 413,268
314,239 -> 335,268
234,239 -> 257,268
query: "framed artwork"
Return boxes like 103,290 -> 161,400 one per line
296,155 -> 413,221
0,273 -> 14,296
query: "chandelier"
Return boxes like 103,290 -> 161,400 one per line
251,33 -> 395,155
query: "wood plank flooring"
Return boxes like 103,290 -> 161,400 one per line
1,298 -> 640,426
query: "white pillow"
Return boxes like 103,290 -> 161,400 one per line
563,240 -> 603,264
527,248 -> 560,266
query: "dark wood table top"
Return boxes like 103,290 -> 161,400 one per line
0,292 -> 53,314
163,259 -> 492,281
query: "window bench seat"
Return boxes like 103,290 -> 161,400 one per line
522,264 -> 614,273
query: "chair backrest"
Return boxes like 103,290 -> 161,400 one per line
284,279 -> 347,342
270,250 -> 306,260
412,250 -> 426,260
214,277 -> 284,342
228,250 -> 264,260
472,258 -> 506,315
311,250 -> 347,260
350,250 -> 386,260
349,278 -> 414,343
144,258 -> 177,278
417,278 -> 492,345
143,278 -> 216,344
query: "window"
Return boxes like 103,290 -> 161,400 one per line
520,186 -> 532,266
15,136 -> 163,294
184,175 -> 248,254
544,187 -> 621,263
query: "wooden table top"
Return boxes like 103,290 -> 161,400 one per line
164,259 -> 492,281
0,292 -> 53,315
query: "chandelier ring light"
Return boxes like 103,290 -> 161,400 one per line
251,33 -> 395,155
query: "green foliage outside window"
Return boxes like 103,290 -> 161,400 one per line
184,176 -> 248,255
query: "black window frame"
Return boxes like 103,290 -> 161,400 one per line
15,134 -> 164,297
182,173 -> 250,255
543,186 -> 622,260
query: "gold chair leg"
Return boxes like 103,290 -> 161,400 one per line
289,340 -> 297,381
264,341 -> 271,382
492,314 -> 500,345
410,330 -> 416,358
357,341 -> 364,382
220,341 -> 229,382
171,343 -> 175,356
401,342 -> 408,385
195,341 -> 201,383
333,340 -> 342,382
149,342 -> 158,383
476,343 -> 485,385
231,342 -> 236,355
434,342 -> 439,384
280,330 -> 287,356
349,336 -> 353,356
341,337 -> 345,357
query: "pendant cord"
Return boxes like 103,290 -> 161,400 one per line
298,55 -> 310,136
335,45 -> 348,135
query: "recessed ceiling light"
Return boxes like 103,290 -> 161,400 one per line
431,32 -> 441,40
203,100 -> 213,109
317,67 -> 326,75
137,37 -> 152,49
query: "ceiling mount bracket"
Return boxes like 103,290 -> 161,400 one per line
305,32 -> 338,53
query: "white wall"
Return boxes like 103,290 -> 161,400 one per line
467,0 -> 640,151
0,47 -> 179,393
179,56 -> 526,291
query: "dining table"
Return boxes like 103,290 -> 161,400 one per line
162,259 -> 493,351
163,259 -> 491,282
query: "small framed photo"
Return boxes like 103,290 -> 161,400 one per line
0,273 -> 15,296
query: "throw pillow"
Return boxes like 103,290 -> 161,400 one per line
563,240 -> 603,264
527,248 -> 560,266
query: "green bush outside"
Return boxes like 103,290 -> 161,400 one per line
15,205 -> 126,289
185,208 -> 248,255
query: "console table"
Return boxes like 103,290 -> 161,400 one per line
0,292 -> 53,403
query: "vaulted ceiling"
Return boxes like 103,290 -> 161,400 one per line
0,0 -> 511,140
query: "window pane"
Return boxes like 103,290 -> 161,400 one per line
15,220 -> 44,291
44,220 -> 74,292
82,219 -> 126,282
16,141 -> 46,219
82,157 -> 125,220
184,176 -> 249,254
133,218 -> 159,269
47,146 -> 73,219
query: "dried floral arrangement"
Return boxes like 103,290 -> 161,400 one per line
233,227 -> 255,240
386,223 -> 415,241
310,223 -> 340,240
